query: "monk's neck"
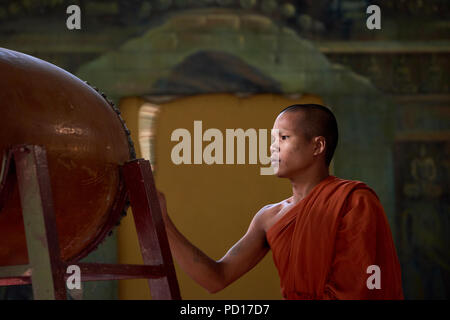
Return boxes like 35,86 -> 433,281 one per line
289,170 -> 330,204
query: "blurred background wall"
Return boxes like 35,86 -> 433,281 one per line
0,0 -> 448,299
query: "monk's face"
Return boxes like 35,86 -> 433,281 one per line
271,111 -> 317,178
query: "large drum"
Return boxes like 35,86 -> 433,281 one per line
0,48 -> 135,266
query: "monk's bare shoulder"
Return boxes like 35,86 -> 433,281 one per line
255,199 -> 292,233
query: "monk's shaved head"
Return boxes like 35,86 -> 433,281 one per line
278,104 -> 338,166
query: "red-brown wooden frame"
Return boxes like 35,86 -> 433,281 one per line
0,145 -> 181,300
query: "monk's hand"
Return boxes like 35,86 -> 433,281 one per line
156,190 -> 169,223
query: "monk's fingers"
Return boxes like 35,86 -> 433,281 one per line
22,268 -> 32,277
155,189 -> 164,199
156,190 -> 168,212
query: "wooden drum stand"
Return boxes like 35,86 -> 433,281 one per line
0,145 -> 181,300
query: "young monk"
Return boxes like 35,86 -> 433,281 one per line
157,104 -> 403,300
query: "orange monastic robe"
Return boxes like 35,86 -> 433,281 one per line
266,175 -> 403,300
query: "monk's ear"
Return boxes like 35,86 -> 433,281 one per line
313,136 -> 326,157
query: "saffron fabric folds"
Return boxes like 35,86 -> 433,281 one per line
266,175 -> 403,300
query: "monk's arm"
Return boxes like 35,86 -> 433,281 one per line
216,207 -> 271,290
158,191 -> 270,294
